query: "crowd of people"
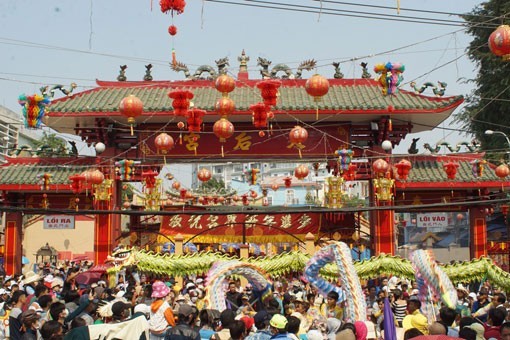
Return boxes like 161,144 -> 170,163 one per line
0,262 -> 509,339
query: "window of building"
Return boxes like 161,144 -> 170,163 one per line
285,190 -> 295,205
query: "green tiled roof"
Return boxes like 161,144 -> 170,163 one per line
0,163 -> 91,186
406,158 -> 501,183
48,79 -> 463,114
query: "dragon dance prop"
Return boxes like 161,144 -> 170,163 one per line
304,242 -> 367,322
410,249 -> 458,321
105,249 -> 510,291
204,260 -> 272,311
18,93 -> 50,128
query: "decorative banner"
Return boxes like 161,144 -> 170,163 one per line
160,212 -> 321,243
141,123 -> 351,160
43,215 -> 75,229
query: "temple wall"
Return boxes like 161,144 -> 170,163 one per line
22,216 -> 94,271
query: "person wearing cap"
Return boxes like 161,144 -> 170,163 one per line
20,309 -> 41,339
149,280 -> 175,339
163,303 -> 200,340
109,301 -> 132,323
269,314 -> 292,340
51,277 -> 64,300
456,285 -> 470,307
245,310 -> 272,340
471,289 -> 490,322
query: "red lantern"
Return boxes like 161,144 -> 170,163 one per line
218,196 -> 225,204
177,121 -> 185,129
242,194 -> 249,206
289,126 -> 308,158
215,74 -> 236,96
257,79 -> 281,107
294,164 -> 309,180
372,159 -> 390,177
154,133 -> 175,163
456,213 -> 464,221
343,163 -> 357,181
251,102 -> 269,128
259,130 -> 265,137
197,168 -> 212,182
186,108 -> 205,132
179,188 -> 187,199
250,190 -> 258,199
168,25 -> 177,36
271,183 -> 279,191
501,204 -> 510,216
169,90 -> 194,117
88,170 -> 105,185
495,164 -> 510,179
119,95 -> 143,135
215,97 -> 235,117
160,0 -> 186,15
213,117 -> 234,157
395,159 -> 412,181
305,74 -> 329,119
443,161 -> 459,180
142,170 -> 158,189
489,25 -> 510,60
172,181 -> 181,190
232,195 -> 239,202
69,174 -> 86,194
284,176 -> 292,188
185,191 -> 193,199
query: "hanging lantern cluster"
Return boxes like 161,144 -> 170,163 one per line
395,159 -> 412,181
251,102 -> 270,128
18,93 -> 50,129
343,163 -> 357,181
335,148 -> 354,173
186,108 -> 205,132
169,89 -> 194,117
246,168 -> 260,185
142,169 -> 161,211
489,25 -> 510,61
305,74 -> 330,120
374,62 -> 405,96
294,164 -> 309,180
257,79 -> 281,107
116,159 -> 140,181
289,126 -> 308,158
197,168 -> 212,182
372,159 -> 394,202
471,159 -> 487,178
38,173 -> 52,191
212,74 -> 236,157
154,132 -> 175,163
160,0 -> 186,39
443,161 -> 459,180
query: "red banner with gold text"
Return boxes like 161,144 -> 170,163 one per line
160,212 -> 322,243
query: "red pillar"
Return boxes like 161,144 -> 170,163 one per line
94,199 -> 112,265
469,207 -> 487,259
5,211 -> 23,275
373,208 -> 395,255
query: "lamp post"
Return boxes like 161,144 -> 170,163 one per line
485,130 -> 510,161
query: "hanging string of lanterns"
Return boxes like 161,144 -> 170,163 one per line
213,74 -> 236,157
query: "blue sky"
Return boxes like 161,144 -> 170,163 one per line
0,0 -> 484,162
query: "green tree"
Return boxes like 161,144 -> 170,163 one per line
457,2 -> 510,161
34,132 -> 68,156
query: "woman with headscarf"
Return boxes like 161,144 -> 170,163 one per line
326,318 -> 342,340
354,321 -> 368,340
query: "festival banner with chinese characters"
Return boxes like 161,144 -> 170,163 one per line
140,123 -> 351,160
160,212 -> 322,243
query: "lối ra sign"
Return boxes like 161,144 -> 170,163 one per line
43,215 -> 75,229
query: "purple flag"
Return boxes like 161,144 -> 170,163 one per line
383,297 -> 397,340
